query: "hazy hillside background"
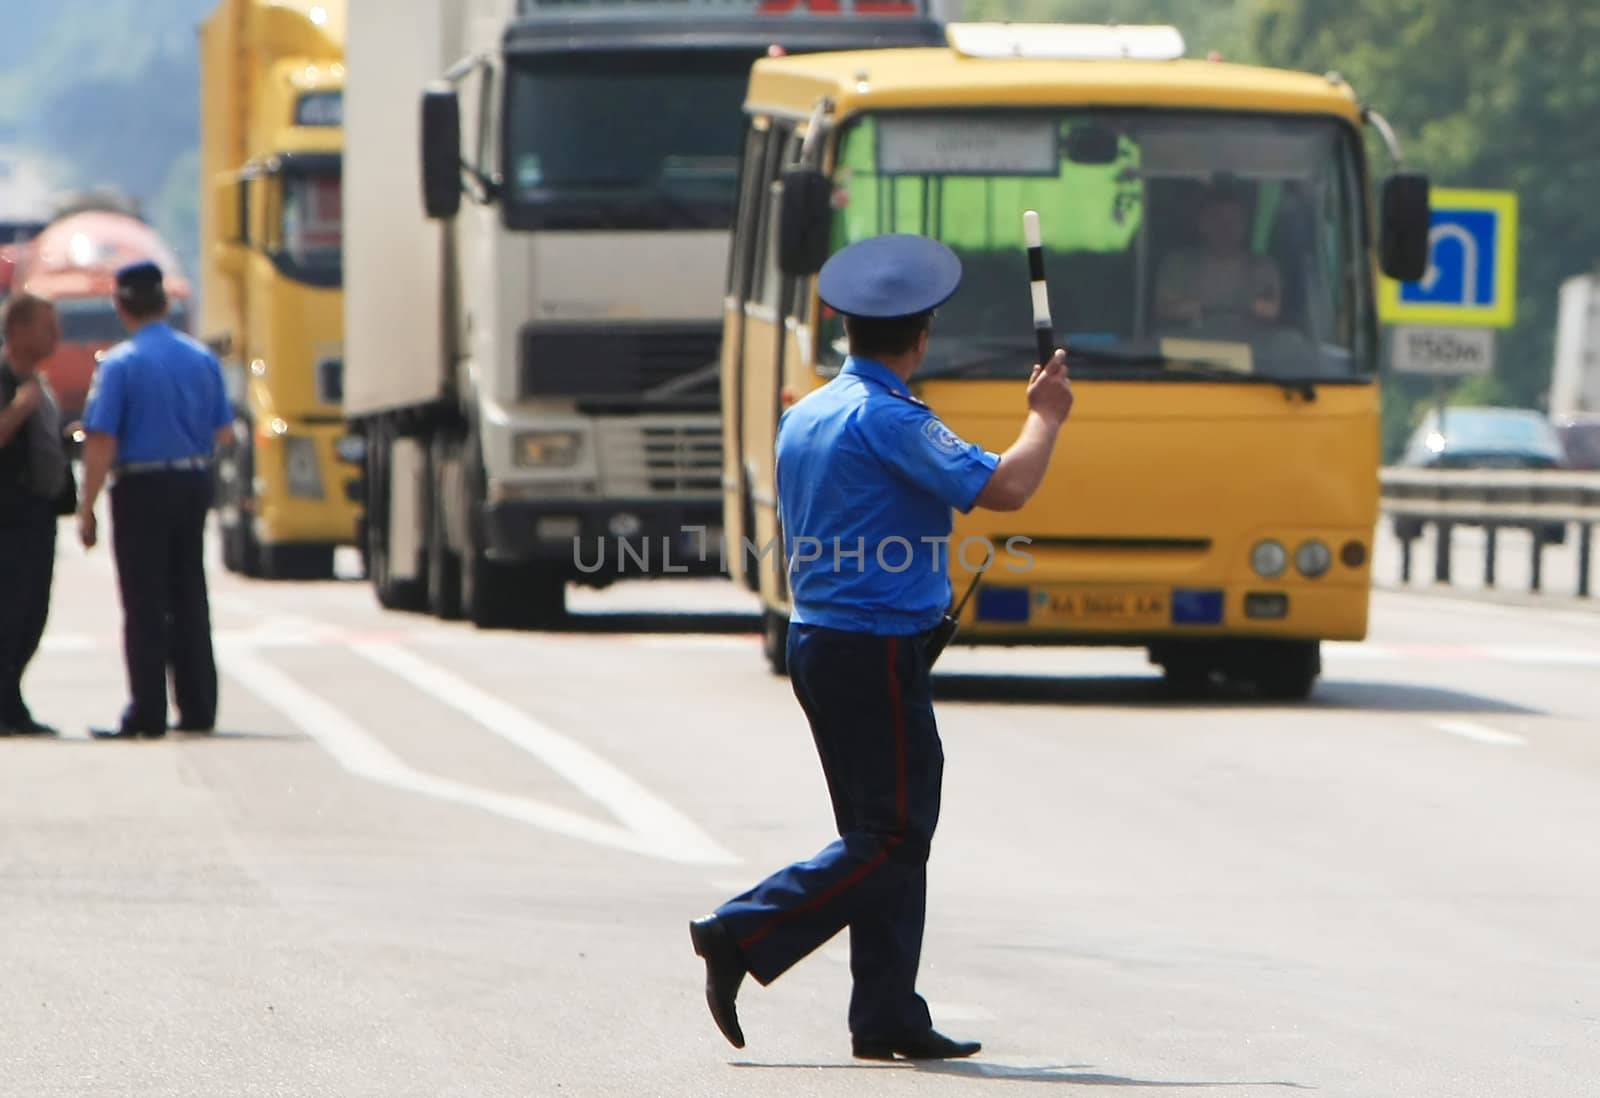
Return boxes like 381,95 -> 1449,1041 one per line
3,0 -> 1595,458
0,0 -> 214,274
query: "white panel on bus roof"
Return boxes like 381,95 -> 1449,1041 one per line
946,23 -> 1185,62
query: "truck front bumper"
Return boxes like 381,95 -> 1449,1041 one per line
483,498 -> 725,582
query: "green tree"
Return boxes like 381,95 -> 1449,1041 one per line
1252,0 -> 1600,415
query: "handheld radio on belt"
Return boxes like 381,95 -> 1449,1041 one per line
925,566 -> 982,667
926,210 -> 1056,671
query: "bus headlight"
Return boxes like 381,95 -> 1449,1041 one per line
515,430 -> 581,467
1295,539 -> 1332,578
284,436 -> 325,499
1250,539 -> 1287,578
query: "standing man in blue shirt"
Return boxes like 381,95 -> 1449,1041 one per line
689,234 -> 1075,1060
76,261 -> 235,740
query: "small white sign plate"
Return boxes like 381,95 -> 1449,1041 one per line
1390,326 -> 1495,376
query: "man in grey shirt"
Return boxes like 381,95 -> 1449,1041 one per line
0,292 -> 71,736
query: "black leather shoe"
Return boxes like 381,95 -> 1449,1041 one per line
852,1029 -> 982,1061
689,915 -> 746,1049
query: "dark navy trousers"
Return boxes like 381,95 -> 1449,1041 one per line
715,623 -> 944,1040
0,498 -> 56,727
110,469 -> 218,733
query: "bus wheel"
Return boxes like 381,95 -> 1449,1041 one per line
1154,645 -> 1216,698
1160,660 -> 1215,699
1250,641 -> 1321,701
762,609 -> 789,677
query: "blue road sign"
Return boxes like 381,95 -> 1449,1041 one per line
1379,188 -> 1517,328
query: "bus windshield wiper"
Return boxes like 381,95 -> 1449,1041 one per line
1066,346 -> 1319,399
917,338 -> 1039,380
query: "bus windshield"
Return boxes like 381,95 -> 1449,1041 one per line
503,50 -> 753,231
820,110 -> 1374,383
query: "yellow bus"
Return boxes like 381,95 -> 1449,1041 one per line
200,0 -> 361,580
721,23 -> 1430,699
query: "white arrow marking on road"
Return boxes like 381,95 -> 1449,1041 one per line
349,640 -> 739,867
1420,223 -> 1480,304
220,646 -> 738,866
1428,719 -> 1526,747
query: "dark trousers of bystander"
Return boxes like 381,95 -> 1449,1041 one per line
109,469 -> 218,734
0,498 -> 57,730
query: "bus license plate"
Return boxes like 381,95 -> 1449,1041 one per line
1033,588 -> 1168,627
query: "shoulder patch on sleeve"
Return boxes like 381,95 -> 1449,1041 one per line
921,417 -> 966,455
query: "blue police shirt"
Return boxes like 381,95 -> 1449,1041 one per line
82,322 -> 232,465
776,356 -> 1000,635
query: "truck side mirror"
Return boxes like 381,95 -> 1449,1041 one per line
1380,173 -> 1430,282
777,168 -> 832,277
421,84 -> 463,221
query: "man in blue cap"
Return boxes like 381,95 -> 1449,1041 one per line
689,233 -> 1074,1059
77,259 -> 235,739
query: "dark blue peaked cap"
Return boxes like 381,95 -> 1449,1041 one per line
817,234 -> 962,319
115,260 -> 164,294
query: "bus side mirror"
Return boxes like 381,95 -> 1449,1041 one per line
777,168 -> 832,277
421,84 -> 463,221
1380,173 -> 1430,282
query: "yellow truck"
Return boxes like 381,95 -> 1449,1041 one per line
199,0 -> 362,580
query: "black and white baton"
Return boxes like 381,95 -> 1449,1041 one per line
1024,210 -> 1055,367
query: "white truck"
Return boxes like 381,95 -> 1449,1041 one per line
342,0 -> 944,627
1550,272 -> 1600,418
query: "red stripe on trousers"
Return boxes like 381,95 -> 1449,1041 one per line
739,636 -> 910,952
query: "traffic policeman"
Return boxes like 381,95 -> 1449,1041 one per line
689,234 -> 1075,1059
76,260 -> 235,739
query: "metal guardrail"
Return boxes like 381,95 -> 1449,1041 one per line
1379,468 -> 1600,597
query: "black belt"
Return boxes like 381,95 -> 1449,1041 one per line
115,456 -> 211,475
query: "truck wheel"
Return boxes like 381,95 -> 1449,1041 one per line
762,609 -> 789,676
426,435 -> 463,620
513,567 -> 567,629
261,544 -> 336,581
368,425 -> 425,612
1248,640 -> 1321,702
218,430 -> 261,577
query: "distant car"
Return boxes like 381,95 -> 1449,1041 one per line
1400,406 -> 1567,470
1552,413 -> 1600,471
1395,406 -> 1568,543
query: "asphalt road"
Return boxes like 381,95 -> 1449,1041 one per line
3,518 -> 1598,1096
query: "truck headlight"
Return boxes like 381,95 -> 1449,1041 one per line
515,430 -> 581,467
284,436 -> 325,499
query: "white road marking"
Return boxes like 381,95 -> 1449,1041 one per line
1428,719 -> 1527,747
631,636 -> 758,650
1481,646 -> 1600,666
222,649 -> 733,864
349,640 -> 739,867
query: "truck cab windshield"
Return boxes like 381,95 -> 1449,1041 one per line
277,167 -> 342,287
503,50 -> 752,231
